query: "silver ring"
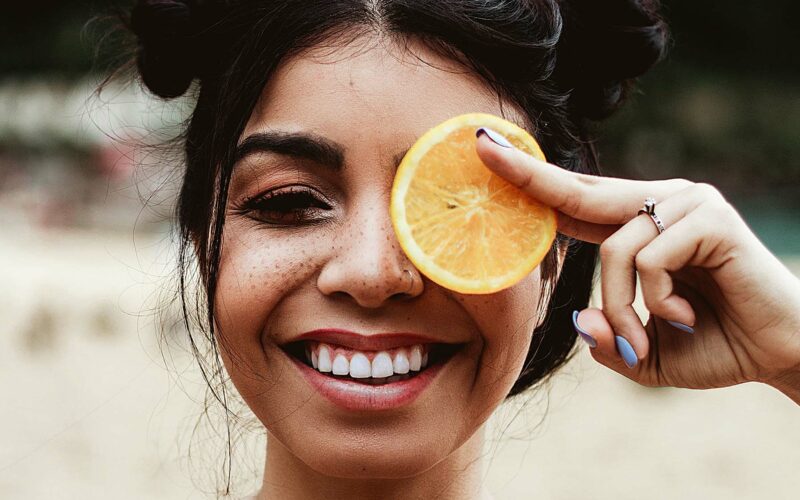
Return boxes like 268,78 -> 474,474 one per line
637,197 -> 666,234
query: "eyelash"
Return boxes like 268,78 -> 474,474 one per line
241,186 -> 332,226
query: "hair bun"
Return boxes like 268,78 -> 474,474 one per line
555,0 -> 669,120
130,0 -> 203,98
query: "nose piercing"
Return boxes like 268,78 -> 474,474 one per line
403,269 -> 414,293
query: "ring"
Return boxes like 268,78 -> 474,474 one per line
403,269 -> 415,293
637,197 -> 666,234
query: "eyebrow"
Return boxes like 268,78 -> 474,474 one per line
234,130 -> 410,172
234,130 -> 344,171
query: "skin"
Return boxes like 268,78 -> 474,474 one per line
209,27 -> 800,500
476,137 -> 800,403
214,33 -> 565,500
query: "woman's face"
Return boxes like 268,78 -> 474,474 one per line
216,34 -> 560,478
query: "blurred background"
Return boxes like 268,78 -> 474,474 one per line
1,1 -> 798,499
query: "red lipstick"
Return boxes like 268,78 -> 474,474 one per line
295,328 -> 440,351
289,355 -> 443,411
285,328 -> 454,411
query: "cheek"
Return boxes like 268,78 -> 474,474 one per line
466,267 -> 541,352
213,227 -> 323,364
455,268 -> 543,415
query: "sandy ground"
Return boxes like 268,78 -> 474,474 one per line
1,228 -> 798,500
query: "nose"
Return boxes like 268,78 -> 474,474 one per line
316,197 -> 423,308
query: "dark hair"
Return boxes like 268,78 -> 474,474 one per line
113,0 -> 667,494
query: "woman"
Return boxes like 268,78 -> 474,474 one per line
117,0 -> 800,497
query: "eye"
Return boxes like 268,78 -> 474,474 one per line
242,186 -> 332,226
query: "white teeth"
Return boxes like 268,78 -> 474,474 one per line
409,346 -> 422,371
349,353 -> 371,378
392,350 -> 410,374
309,343 -> 429,378
371,352 -> 394,378
317,345 -> 332,372
332,354 -> 350,375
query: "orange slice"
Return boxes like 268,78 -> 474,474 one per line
390,112 -> 557,294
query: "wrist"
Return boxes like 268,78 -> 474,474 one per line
763,271 -> 800,405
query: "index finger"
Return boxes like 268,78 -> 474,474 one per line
475,130 -> 693,225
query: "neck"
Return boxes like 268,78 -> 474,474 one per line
255,426 -> 493,500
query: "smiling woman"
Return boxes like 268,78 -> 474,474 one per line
214,33 -> 561,487
99,0 -> 799,498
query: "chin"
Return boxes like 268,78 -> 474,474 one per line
291,430 -> 452,479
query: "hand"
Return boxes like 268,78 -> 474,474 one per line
475,127 -> 800,403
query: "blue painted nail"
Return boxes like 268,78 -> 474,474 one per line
476,127 -> 514,148
615,336 -> 638,368
572,310 -> 597,348
667,320 -> 695,334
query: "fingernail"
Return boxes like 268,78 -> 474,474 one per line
572,310 -> 597,348
614,336 -> 638,368
475,127 -> 514,148
667,320 -> 695,334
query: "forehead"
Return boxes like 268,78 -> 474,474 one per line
243,33 -> 528,139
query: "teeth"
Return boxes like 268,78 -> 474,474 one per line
393,350 -> 410,374
307,343 -> 431,379
349,353 -> 371,378
409,346 -> 422,371
318,345 -> 332,372
371,352 -> 394,378
332,354 -> 350,375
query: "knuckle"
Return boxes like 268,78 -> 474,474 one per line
559,173 -> 595,213
693,182 -> 726,203
640,292 -> 660,314
574,171 -> 599,189
641,303 -> 663,326
560,189 -> 584,218
600,232 -> 638,262
669,177 -> 695,192
702,198 -> 741,226
599,238 -> 621,260
634,249 -> 659,273
514,167 -> 535,191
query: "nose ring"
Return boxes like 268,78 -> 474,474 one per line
403,268 -> 415,293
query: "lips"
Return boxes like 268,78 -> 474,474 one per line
280,329 -> 463,411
